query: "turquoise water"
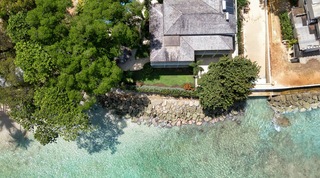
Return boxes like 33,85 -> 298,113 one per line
1,98 -> 320,177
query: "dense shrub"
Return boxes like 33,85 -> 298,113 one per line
198,56 -> 259,111
279,11 -> 294,41
128,86 -> 198,98
183,83 -> 193,91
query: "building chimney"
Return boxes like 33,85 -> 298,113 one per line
226,12 -> 229,21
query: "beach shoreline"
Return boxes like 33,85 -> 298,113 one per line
0,111 -> 28,149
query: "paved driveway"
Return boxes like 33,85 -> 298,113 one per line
243,0 -> 267,83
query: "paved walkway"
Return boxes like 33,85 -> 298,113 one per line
117,49 -> 150,71
243,0 -> 267,83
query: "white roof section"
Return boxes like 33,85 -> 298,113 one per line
292,8 -> 320,50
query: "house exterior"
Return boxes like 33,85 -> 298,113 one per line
149,0 -> 236,68
291,0 -> 320,58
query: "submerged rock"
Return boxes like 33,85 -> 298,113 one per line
273,114 -> 291,127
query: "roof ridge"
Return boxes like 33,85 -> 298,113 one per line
151,48 -> 164,61
201,0 -> 220,13
180,37 -> 195,61
181,36 -> 195,51
220,36 -> 233,49
164,4 -> 182,35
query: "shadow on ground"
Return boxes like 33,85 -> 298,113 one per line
76,105 -> 127,154
0,111 -> 33,149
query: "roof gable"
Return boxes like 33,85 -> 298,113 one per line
163,0 -> 236,35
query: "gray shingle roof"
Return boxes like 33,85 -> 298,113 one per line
150,0 -> 236,64
163,0 -> 236,35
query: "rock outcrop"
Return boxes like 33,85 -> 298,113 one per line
268,91 -> 320,113
100,89 -> 243,127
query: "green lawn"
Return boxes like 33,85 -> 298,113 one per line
143,75 -> 194,87
129,63 -> 194,88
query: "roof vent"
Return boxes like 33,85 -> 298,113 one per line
222,0 -> 226,11
225,12 -> 229,21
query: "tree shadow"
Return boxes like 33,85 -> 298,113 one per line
0,111 -> 33,149
150,34 -> 162,50
76,105 -> 127,154
8,129 -> 33,150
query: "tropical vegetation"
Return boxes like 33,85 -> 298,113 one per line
197,56 -> 260,111
0,0 -> 148,145
279,11 -> 294,41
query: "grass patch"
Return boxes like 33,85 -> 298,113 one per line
143,75 -> 194,87
126,63 -> 194,88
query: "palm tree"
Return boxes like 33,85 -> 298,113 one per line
189,60 -> 204,77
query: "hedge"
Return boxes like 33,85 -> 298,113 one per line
279,11 -> 294,41
126,85 -> 198,98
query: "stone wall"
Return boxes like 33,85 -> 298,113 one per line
100,89 -> 243,127
268,92 -> 320,113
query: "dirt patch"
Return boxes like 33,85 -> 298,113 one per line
268,0 -> 320,86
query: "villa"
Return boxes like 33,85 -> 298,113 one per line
149,0 -> 236,68
291,0 -> 320,58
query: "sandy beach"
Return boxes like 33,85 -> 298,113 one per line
0,111 -> 28,149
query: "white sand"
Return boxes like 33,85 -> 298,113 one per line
243,0 -> 267,81
0,111 -> 27,148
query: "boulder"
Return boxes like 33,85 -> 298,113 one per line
285,95 -> 292,101
300,108 -> 306,112
302,93 -> 310,102
302,101 -> 310,109
196,122 -> 202,126
291,95 -> 298,101
312,94 -> 318,101
279,95 -> 286,103
310,103 -> 318,109
274,115 -> 291,127
297,94 -> 302,99
181,120 -> 187,125
203,116 -> 210,122
176,120 -> 182,127
273,96 -> 280,102
231,110 -> 239,115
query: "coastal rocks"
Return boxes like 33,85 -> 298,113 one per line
101,89 -> 244,128
268,91 -> 320,113
99,89 -> 150,118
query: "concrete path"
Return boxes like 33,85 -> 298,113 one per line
243,0 -> 267,83
117,49 -> 150,71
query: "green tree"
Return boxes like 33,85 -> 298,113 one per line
189,60 -> 204,76
25,0 -> 71,44
0,0 -> 35,20
32,87 -> 90,144
15,41 -> 53,84
1,0 -> 145,145
198,56 -> 260,111
6,12 -> 30,43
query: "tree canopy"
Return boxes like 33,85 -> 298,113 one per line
0,0 -> 146,145
197,56 -> 260,111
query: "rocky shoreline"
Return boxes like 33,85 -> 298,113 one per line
268,91 -> 320,113
99,89 -> 243,128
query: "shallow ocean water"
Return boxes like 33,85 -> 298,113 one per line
1,98 -> 320,177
